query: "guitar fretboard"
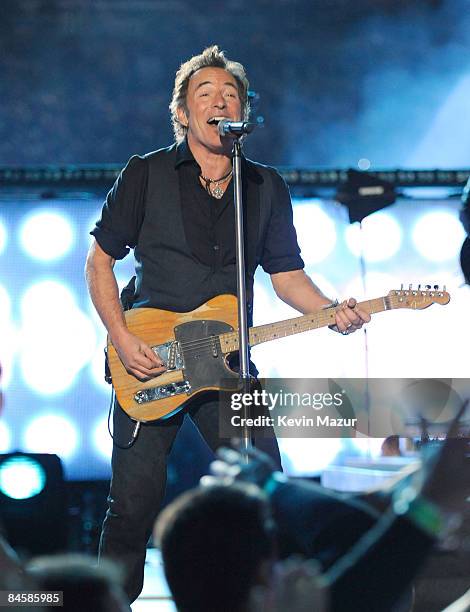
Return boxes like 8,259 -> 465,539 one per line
219,297 -> 389,354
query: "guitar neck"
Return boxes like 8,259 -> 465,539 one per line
219,296 -> 390,353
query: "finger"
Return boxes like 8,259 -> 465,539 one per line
335,311 -> 351,332
200,475 -> 220,487
141,345 -> 164,367
342,306 -> 362,326
129,361 -> 165,378
216,447 -> 243,464
210,459 -> 241,479
128,367 -> 152,381
354,306 -> 371,323
134,353 -> 165,371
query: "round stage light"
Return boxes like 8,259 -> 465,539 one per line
19,211 -> 75,261
345,212 -> 402,262
0,284 -> 15,390
19,281 -> 96,395
23,415 -> 79,459
0,456 -> 46,500
0,218 -> 7,255
412,211 -> 465,262
93,417 -> 113,460
0,421 -> 12,452
0,283 -> 11,321
293,202 -> 337,264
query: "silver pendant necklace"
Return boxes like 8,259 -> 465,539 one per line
200,169 -> 233,199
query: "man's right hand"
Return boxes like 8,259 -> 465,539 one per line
112,329 -> 166,381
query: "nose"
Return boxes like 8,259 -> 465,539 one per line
213,90 -> 226,108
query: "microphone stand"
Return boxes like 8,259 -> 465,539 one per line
232,136 -> 254,459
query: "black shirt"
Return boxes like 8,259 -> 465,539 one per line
91,139 -> 304,313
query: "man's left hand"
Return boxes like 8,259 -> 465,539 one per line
331,297 -> 371,336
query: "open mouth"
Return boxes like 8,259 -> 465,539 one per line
207,116 -> 230,125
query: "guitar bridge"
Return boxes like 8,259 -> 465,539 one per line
134,380 -> 191,405
151,341 -> 184,370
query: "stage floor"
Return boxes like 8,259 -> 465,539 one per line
132,548 -> 175,611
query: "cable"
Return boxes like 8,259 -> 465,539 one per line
106,387 -> 141,450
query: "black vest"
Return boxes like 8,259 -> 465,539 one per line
130,144 -> 275,324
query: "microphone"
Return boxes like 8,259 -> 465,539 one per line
217,119 -> 255,137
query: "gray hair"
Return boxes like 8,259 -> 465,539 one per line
169,45 -> 250,143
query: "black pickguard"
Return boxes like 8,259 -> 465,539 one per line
174,319 -> 237,392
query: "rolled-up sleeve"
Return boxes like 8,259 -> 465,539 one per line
90,155 -> 148,260
260,169 -> 304,274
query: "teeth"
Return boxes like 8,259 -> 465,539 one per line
208,116 -> 228,124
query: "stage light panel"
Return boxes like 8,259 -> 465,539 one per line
0,422 -> 12,452
0,283 -> 11,321
19,211 -> 74,261
0,218 -> 7,255
345,212 -> 402,262
19,280 -> 96,395
279,438 -> 342,474
293,202 -> 337,264
93,417 -> 113,460
0,455 -> 46,500
350,437 -> 386,458
343,271 -> 401,300
89,344 -> 112,393
412,211 -> 465,262
23,414 -> 79,460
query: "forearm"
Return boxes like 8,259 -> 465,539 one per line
271,270 -> 332,314
85,243 -> 128,344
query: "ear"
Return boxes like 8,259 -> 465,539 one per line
176,106 -> 188,128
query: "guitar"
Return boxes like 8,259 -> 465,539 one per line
107,286 -> 450,422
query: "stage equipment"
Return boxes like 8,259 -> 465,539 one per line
0,452 -> 67,555
336,169 -> 397,223
217,119 -> 255,136
460,176 -> 470,234
231,131 -> 254,455
2,167 -> 470,191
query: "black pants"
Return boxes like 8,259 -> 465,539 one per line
98,395 -> 282,603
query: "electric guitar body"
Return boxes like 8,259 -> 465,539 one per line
107,295 -> 239,421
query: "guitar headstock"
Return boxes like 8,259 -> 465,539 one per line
387,284 -> 451,310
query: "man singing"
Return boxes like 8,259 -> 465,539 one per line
85,45 -> 370,602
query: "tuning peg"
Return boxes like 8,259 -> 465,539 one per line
417,284 -> 421,290
426,284 -> 431,290
434,284 -> 439,290
409,284 -> 412,290
443,285 -> 446,291
400,284 -> 404,290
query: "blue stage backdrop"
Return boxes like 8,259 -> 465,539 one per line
0,194 -> 467,479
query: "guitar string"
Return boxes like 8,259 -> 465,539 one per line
177,314 -> 334,353
177,316 -> 329,351
164,298 -> 385,354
